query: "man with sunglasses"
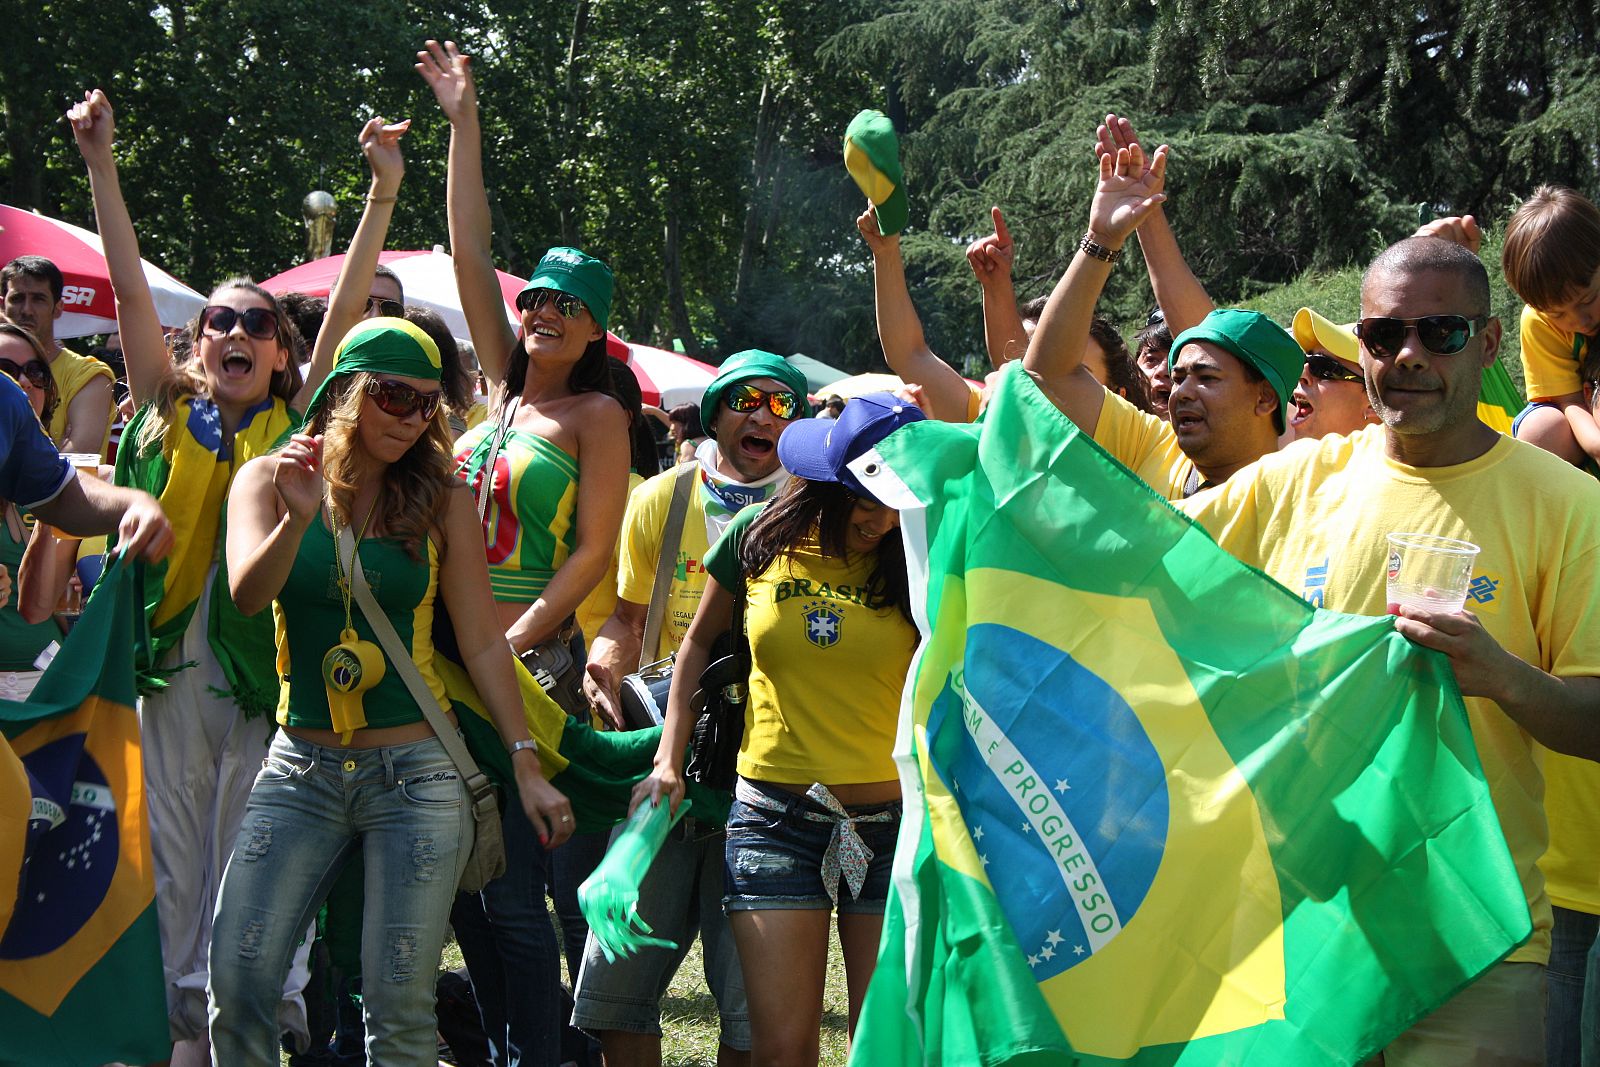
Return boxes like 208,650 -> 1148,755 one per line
1,256 -> 115,456
573,349 -> 811,1067
1173,236 -> 1600,1064
364,263 -> 405,321
1288,307 -> 1378,440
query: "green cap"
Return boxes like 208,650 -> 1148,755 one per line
700,350 -> 813,437
301,317 -> 442,425
1170,309 -> 1306,433
518,246 -> 614,331
844,110 -> 908,236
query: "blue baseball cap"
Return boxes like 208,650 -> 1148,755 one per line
777,391 -> 924,499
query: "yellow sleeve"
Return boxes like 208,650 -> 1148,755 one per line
616,471 -> 672,605
965,382 -> 983,423
1092,390 -> 1189,498
1520,305 -> 1583,401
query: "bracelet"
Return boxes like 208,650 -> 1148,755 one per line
366,193 -> 398,204
1079,233 -> 1123,265
509,738 -> 539,758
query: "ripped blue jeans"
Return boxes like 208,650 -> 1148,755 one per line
209,730 -> 471,1066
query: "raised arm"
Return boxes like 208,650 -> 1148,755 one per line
1096,115 -> 1213,335
966,206 -> 1029,368
855,203 -> 975,423
417,39 -> 516,385
67,91 -> 167,409
293,118 -> 411,411
1024,141 -> 1167,430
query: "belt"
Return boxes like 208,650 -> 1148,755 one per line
735,779 -> 896,906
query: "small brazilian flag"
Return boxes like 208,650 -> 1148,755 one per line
0,558 -> 168,1066
845,366 -> 1532,1065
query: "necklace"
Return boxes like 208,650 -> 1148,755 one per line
321,492 -> 387,743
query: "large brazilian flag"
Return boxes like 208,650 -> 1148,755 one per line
0,557 -> 168,1066
846,365 -> 1532,1065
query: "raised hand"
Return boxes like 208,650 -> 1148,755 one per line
1087,141 -> 1169,248
1093,113 -> 1159,181
1415,215 -> 1482,255
965,206 -> 1015,285
360,117 -> 409,189
415,39 -> 478,125
854,201 -> 896,255
66,89 -> 116,166
271,433 -> 325,523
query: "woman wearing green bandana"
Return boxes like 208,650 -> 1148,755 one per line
211,318 -> 574,1065
420,39 -> 634,1065
69,89 -> 416,1063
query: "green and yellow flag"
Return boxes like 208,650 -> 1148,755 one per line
846,367 -> 1531,1065
0,558 -> 168,1066
1478,357 -> 1524,434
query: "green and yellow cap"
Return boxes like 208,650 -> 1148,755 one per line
301,317 -> 442,424
518,246 -> 614,331
845,110 -> 908,236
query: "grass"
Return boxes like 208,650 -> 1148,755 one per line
282,906 -> 854,1066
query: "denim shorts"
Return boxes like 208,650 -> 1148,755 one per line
723,778 -> 901,915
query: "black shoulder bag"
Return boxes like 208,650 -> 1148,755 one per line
684,572 -> 749,793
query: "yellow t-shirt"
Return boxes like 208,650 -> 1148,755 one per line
615,464 -> 716,662
1178,425 -> 1600,964
706,505 -> 916,785
46,346 -> 115,453
1092,389 -> 1195,500
1519,304 -> 1589,402
1542,750 -> 1600,915
575,471 -> 645,647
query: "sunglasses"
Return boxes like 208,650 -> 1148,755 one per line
1304,353 -> 1365,384
365,297 -> 405,319
201,305 -> 279,340
366,378 -> 442,420
516,288 -> 587,319
0,358 -> 49,390
725,383 -> 800,420
1355,315 -> 1484,359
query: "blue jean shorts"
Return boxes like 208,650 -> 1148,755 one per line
723,778 -> 901,915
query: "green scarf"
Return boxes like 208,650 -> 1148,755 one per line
113,393 -> 297,715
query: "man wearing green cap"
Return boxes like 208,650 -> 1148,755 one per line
571,349 -> 809,1067
1025,134 -> 1301,498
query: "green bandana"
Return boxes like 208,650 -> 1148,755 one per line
301,317 -> 442,426
845,109 -> 908,236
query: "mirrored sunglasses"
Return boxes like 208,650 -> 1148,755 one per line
725,383 -> 800,420
1355,315 -> 1484,359
516,288 -> 587,319
365,297 -> 405,319
1304,353 -> 1364,384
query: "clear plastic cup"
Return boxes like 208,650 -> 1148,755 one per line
1386,532 -> 1480,614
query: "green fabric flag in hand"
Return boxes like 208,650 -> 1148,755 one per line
845,365 -> 1531,1066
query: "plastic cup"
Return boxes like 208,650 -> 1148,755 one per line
1386,532 -> 1480,615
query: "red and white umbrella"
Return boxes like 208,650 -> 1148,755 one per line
623,343 -> 717,410
0,203 -> 206,338
259,246 -> 528,345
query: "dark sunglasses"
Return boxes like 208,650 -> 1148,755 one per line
1355,315 -> 1484,359
1145,307 -> 1166,327
516,288 -> 587,319
0,358 -> 50,390
366,378 -> 442,420
201,305 -> 279,340
1304,353 -> 1365,384
725,383 -> 800,420
365,297 -> 405,319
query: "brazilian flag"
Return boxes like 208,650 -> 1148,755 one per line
0,558 -> 168,1066
846,367 -> 1532,1065
1478,357 -> 1524,434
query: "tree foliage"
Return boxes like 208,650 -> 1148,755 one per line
4,0 -> 1598,371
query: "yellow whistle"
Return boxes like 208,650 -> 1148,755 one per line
322,628 -> 386,744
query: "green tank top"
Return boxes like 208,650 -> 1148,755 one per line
0,510 -> 60,671
273,519 -> 449,730
455,421 -> 579,602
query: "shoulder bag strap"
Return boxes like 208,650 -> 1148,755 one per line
340,524 -> 494,799
638,463 -> 697,670
476,397 -> 519,526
